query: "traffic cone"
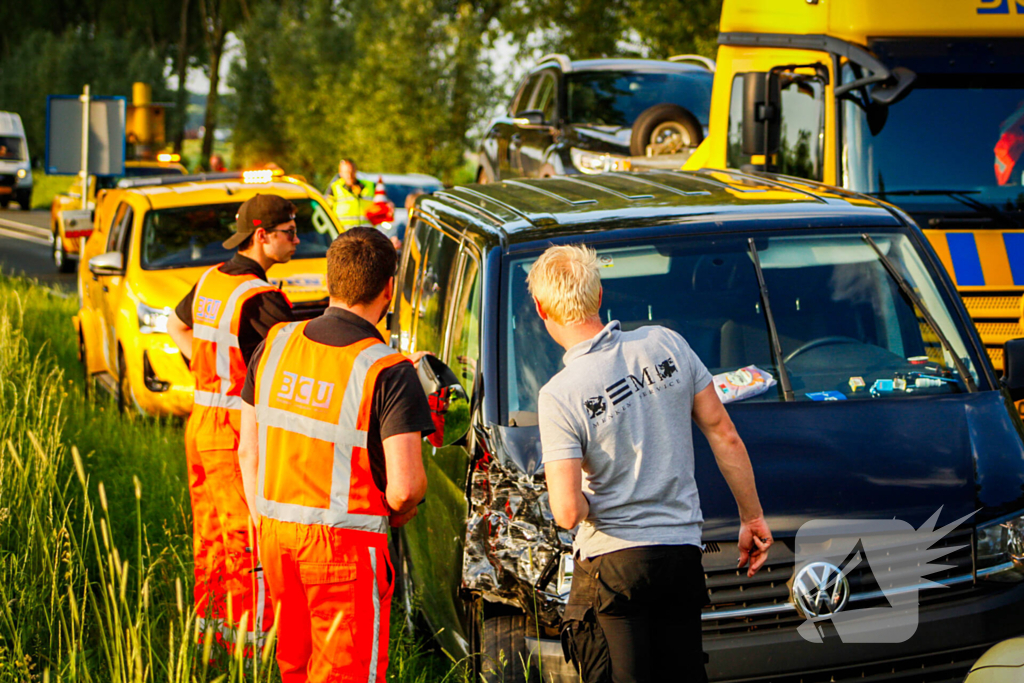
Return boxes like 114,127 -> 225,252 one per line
365,176 -> 394,226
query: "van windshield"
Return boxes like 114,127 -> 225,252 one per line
140,198 -> 338,270
0,136 -> 24,160
502,230 -> 979,417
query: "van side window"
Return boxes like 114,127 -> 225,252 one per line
397,217 -> 430,352
414,226 -> 460,355
727,72 -> 826,181
448,250 -> 481,397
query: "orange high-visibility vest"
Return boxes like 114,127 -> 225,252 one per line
253,320 -> 410,533
191,265 -> 280,449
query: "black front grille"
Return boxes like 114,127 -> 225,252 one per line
0,174 -> 16,187
725,643 -> 990,683
701,529 -> 976,636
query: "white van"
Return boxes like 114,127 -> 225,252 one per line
0,112 -> 32,210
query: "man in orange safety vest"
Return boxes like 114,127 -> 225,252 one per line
237,227 -> 432,682
167,194 -> 301,643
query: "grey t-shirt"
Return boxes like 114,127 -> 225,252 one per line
538,321 -> 713,560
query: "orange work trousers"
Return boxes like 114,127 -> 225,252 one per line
185,415 -> 274,638
259,518 -> 394,683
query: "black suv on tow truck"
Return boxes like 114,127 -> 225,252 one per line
392,169 -> 1024,683
477,55 -> 714,182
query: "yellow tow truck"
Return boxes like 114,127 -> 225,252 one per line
686,0 -> 1024,370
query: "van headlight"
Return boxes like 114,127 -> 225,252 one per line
16,169 -> 27,179
977,513 -> 1024,580
137,302 -> 171,334
570,148 -> 631,175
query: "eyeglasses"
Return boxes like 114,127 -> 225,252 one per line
269,227 -> 298,239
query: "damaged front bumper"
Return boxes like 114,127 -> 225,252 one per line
462,424 -> 573,629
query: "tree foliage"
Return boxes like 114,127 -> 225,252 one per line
0,0 -> 723,180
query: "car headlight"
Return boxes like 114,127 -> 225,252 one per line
136,302 -> 171,334
16,169 -> 27,179
977,513 -> 1024,580
569,147 -> 631,175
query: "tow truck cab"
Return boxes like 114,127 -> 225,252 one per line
684,0 -> 1024,372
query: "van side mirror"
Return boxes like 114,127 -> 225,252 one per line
417,354 -> 470,448
88,251 -> 124,277
1003,339 -> 1024,402
514,110 -> 546,127
742,72 -> 781,157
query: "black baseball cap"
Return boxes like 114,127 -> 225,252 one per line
224,194 -> 297,249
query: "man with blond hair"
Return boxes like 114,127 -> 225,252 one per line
530,244 -> 773,683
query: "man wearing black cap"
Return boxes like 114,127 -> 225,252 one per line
167,193 -> 300,645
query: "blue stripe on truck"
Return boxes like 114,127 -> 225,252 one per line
946,233 -> 985,286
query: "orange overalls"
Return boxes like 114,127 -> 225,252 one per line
253,320 -> 408,683
187,265 -> 278,640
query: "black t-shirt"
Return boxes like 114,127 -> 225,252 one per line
241,307 -> 435,494
173,253 -> 294,366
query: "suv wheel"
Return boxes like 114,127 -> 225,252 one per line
480,614 -> 538,683
0,196 -> 9,209
117,346 -> 131,414
53,232 -> 74,273
79,330 -> 92,398
17,190 -> 31,210
630,103 -> 703,157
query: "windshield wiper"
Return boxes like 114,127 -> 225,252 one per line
747,238 -> 794,401
867,189 -> 1022,229
861,234 -> 977,392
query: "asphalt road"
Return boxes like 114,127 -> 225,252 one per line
0,209 -> 77,293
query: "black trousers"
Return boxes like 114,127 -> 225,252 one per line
561,544 -> 708,683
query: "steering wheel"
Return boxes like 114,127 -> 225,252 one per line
783,336 -> 864,364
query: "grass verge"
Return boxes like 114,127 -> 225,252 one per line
0,275 -> 468,683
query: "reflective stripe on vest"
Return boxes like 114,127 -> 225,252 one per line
191,265 -> 278,409
254,320 -> 409,533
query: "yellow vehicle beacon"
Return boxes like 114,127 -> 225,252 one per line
686,0 -> 1024,370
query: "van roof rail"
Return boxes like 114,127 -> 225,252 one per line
667,54 -> 716,71
536,53 -> 572,72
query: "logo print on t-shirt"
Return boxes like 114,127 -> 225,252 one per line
584,396 -> 607,418
657,358 -> 678,379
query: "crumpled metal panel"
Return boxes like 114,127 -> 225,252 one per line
462,425 -> 572,626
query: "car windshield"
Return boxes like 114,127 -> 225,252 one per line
566,70 -> 712,128
843,70 -> 1024,213
0,136 -> 24,160
502,230 -> 979,418
141,198 -> 338,270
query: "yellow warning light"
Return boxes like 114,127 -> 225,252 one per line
242,168 -> 284,184
157,153 -> 181,163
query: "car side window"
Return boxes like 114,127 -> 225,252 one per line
448,249 -> 481,397
106,202 -> 130,253
727,71 -> 826,181
414,225 -> 460,356
514,73 -> 543,115
531,72 -> 558,124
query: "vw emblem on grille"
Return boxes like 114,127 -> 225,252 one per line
792,561 -> 850,618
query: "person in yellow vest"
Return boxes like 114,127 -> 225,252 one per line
166,194 -> 300,643
329,158 -> 375,229
237,227 -> 433,682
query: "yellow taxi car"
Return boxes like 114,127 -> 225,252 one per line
51,159 -> 187,273
73,170 -> 340,416
964,638 -> 1024,682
